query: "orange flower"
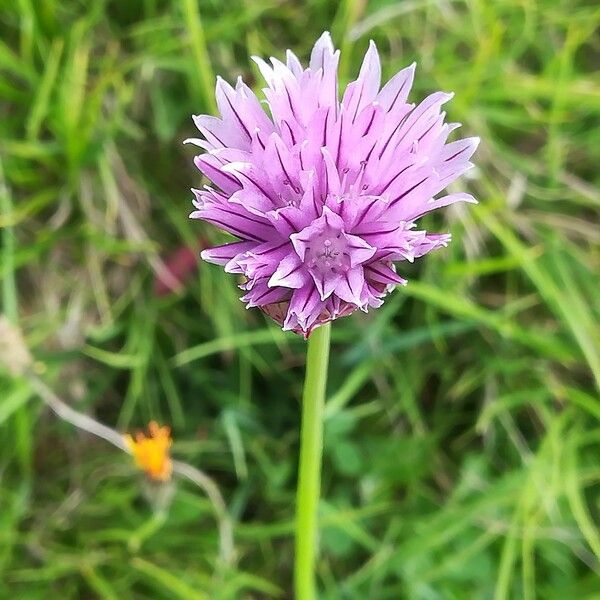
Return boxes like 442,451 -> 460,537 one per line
124,421 -> 173,482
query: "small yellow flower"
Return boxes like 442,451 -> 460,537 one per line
124,421 -> 173,482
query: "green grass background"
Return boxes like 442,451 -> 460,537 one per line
1,0 -> 599,598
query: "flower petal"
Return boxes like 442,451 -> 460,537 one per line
376,62 -> 415,113
268,254 -> 308,289
342,232 -> 376,267
284,285 -> 324,332
342,41 -> 381,122
335,267 -> 365,306
200,241 -> 255,265
365,262 -> 407,286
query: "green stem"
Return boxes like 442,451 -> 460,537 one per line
294,322 -> 331,600
0,157 -> 17,322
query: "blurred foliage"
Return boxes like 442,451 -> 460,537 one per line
0,0 -> 599,598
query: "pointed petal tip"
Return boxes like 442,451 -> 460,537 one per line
459,192 -> 478,204
362,39 -> 381,66
251,54 -> 270,64
310,31 -> 336,68
223,262 -> 239,274
214,76 -> 225,92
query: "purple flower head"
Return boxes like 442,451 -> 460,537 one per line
188,33 -> 479,336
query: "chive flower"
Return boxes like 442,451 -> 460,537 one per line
187,33 -> 478,336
